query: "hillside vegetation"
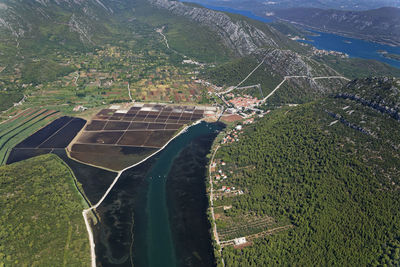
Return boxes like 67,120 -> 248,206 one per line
0,154 -> 90,266
214,78 -> 400,266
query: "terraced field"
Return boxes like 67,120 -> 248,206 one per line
215,212 -> 282,241
0,108 -> 61,165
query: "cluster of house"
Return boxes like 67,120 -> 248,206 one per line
220,185 -> 244,195
228,95 -> 262,109
221,185 -> 234,193
222,131 -> 239,144
211,160 -> 228,180
312,47 -> 349,58
243,118 -> 254,125
182,59 -> 205,67
73,105 -> 88,112
221,125 -> 244,145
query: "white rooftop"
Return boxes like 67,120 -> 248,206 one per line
109,105 -> 121,109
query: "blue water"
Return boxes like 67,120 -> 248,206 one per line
299,30 -> 400,69
94,121 -> 223,266
195,3 -> 400,69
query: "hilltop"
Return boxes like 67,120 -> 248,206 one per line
210,77 -> 400,265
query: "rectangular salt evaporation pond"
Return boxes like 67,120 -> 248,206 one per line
14,116 -> 74,148
7,116 -> 86,164
69,144 -> 159,171
69,104 -> 211,171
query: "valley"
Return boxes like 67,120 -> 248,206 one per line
0,0 -> 399,266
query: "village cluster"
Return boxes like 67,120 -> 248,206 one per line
211,159 -> 245,196
226,93 -> 262,109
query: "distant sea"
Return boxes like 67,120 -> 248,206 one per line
199,3 -> 400,69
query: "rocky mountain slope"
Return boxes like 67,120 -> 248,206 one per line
274,7 -> 400,46
149,0 -> 292,56
148,0 -> 353,101
0,0 -> 117,45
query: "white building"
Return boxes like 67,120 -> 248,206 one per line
234,237 -> 247,246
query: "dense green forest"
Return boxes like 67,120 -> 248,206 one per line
0,154 -> 90,266
214,79 -> 400,266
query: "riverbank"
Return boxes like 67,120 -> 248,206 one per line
82,119 -> 208,267
166,122 -> 223,266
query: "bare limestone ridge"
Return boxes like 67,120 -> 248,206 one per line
0,0 -> 114,44
149,0 -> 284,56
147,0 -> 355,99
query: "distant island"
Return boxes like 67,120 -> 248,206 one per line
274,7 -> 400,47
378,50 -> 400,61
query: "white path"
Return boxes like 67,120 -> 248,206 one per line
218,51 -> 349,102
74,72 -> 79,86
156,28 -> 170,49
82,120 -> 202,267
234,55 -> 267,89
260,78 -> 288,103
220,84 -> 261,95
127,82 -> 133,102
260,75 -> 350,104
209,145 -> 220,245
313,76 -> 350,81
208,144 -> 225,266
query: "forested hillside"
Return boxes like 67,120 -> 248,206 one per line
214,78 -> 400,266
0,154 -> 90,266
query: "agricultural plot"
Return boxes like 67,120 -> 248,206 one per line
69,103 -> 213,170
0,108 -> 62,165
6,116 -> 86,164
215,212 -> 281,241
